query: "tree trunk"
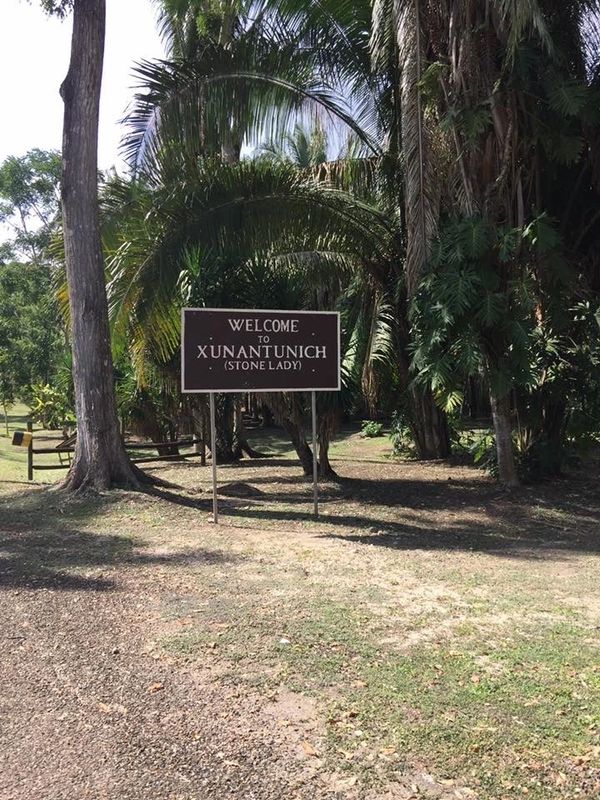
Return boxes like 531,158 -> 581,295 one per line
396,305 -> 451,460
318,438 -> 336,479
264,392 -> 313,475
490,391 -> 519,487
410,387 -> 451,460
317,404 -> 339,479
260,402 -> 274,427
285,421 -> 314,476
215,394 -> 237,462
190,397 -> 207,466
60,0 -> 139,490
540,397 -> 567,477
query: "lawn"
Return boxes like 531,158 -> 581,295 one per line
0,427 -> 598,799
0,402 -> 70,484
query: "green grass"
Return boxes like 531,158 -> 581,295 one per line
0,402 -> 32,482
0,416 -> 394,485
162,551 -> 600,799
247,422 -> 395,464
0,402 -> 68,484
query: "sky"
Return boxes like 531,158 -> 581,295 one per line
0,0 -> 166,172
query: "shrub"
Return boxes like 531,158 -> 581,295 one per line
30,383 -> 75,430
361,419 -> 384,438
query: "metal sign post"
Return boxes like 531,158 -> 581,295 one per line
209,392 -> 218,523
311,391 -> 318,519
181,309 -> 340,522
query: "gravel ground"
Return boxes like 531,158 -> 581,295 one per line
0,536 -> 332,800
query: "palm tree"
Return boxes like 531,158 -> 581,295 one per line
119,0 -> 600,485
103,155 -> 394,474
385,0 -> 600,483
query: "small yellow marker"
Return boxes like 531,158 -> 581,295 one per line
11,431 -> 32,448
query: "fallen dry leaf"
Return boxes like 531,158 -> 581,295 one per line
301,741 -> 319,757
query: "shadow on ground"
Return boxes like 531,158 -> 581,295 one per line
149,471 -> 600,559
1,460 -> 598,594
0,486 -> 237,592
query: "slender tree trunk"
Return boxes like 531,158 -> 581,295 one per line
190,397 -> 207,465
233,397 -> 268,458
490,390 -> 519,487
215,394 -> 237,462
60,0 -> 139,490
264,392 -> 313,475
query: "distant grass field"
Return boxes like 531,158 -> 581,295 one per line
0,413 -> 395,486
0,402 -> 66,484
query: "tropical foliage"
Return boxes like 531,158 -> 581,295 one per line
0,261 -> 66,427
104,0 -> 600,481
6,0 -> 600,486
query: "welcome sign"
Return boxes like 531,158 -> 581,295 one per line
181,308 -> 341,393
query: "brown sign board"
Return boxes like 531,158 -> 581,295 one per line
181,308 -> 340,393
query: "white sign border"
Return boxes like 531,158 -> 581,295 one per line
180,307 -> 342,394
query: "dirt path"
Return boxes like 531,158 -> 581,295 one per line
0,531 -> 329,800
1,452 -> 598,800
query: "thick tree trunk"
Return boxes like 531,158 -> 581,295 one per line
410,387 -> 451,460
396,307 -> 451,460
318,439 -> 336,479
260,402 -> 274,427
490,391 -> 519,487
317,405 -> 339,479
285,421 -> 314,476
60,0 -> 139,490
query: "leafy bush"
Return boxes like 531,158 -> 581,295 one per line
30,383 -> 75,430
361,419 -> 384,438
389,410 -> 416,457
466,430 -> 498,477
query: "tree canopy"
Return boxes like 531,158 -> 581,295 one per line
4,0 -> 600,487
